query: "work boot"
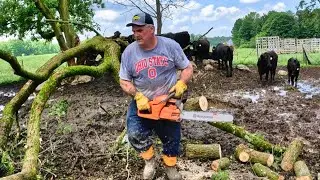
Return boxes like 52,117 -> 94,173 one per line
164,165 -> 182,180
143,157 -> 156,179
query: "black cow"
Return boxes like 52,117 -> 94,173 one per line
212,43 -> 234,77
158,31 -> 192,60
257,51 -> 278,83
192,38 -> 210,66
287,57 -> 300,87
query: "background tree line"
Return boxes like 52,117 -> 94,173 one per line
232,8 -> 320,48
0,40 -> 59,56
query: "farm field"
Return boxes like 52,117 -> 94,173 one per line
1,60 -> 320,179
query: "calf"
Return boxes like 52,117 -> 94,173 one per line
287,58 -> 300,87
257,51 -> 278,83
192,38 -> 210,66
212,43 -> 234,77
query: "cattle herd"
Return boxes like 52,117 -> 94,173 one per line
116,31 -> 300,85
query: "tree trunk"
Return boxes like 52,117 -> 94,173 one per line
211,157 -> 230,171
208,122 -> 286,155
59,0 -> 77,66
183,96 -> 208,111
185,144 -> 221,159
294,161 -> 312,180
280,139 -> 303,171
34,0 -> 68,51
156,0 -> 162,34
252,163 -> 284,180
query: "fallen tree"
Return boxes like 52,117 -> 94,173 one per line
0,36 -> 122,179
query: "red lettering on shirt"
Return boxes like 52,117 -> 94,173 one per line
135,56 -> 169,74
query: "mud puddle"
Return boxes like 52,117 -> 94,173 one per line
297,80 -> 320,99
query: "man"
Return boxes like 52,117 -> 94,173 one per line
119,12 -> 193,180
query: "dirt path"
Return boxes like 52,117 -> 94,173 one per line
1,66 -> 320,179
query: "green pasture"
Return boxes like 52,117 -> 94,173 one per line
233,48 -> 320,66
0,53 -> 57,85
0,49 -> 319,85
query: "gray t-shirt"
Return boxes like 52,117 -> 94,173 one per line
119,36 -> 190,100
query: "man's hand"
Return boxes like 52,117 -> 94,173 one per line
169,80 -> 187,98
134,92 -> 150,111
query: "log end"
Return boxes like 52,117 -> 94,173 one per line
239,152 -> 250,162
278,175 -> 285,180
267,155 -> 274,167
218,144 -> 222,159
296,176 -> 312,180
211,161 -> 219,171
199,96 -> 208,111
281,162 -> 293,172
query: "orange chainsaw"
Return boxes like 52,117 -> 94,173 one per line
137,92 -> 233,123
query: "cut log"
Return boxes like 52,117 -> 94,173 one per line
252,163 -> 284,180
280,139 -> 303,171
183,96 -> 208,111
211,157 -> 230,171
185,144 -> 221,159
235,144 -> 250,162
294,160 -> 312,180
249,149 -> 274,167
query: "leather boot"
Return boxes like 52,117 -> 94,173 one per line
143,157 -> 156,179
164,165 -> 182,180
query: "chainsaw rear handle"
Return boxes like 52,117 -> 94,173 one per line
137,93 -> 181,121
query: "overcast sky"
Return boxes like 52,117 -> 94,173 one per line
0,0 -> 301,42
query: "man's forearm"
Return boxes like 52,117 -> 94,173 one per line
120,79 -> 137,97
179,63 -> 193,84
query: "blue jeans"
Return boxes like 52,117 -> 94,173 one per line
126,100 -> 181,156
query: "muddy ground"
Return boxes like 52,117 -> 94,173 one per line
1,64 -> 320,180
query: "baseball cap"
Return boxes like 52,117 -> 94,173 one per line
126,13 -> 154,27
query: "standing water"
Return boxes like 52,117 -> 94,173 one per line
296,80 -> 320,98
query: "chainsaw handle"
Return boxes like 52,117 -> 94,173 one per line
159,92 -> 176,104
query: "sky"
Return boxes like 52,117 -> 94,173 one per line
87,0 -> 301,39
0,0 -> 302,42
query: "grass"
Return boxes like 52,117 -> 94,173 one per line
0,53 -> 57,85
0,49 -> 320,85
234,48 -> 320,67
